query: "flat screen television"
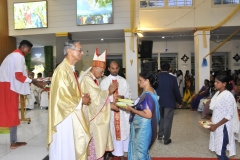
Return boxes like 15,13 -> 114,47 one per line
77,0 -> 113,25
14,1 -> 47,29
31,47 -> 45,68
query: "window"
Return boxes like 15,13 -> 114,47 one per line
139,0 -> 193,8
140,0 -> 164,8
160,53 -> 178,70
211,52 -> 228,71
214,0 -> 239,5
191,53 -> 195,75
168,0 -> 193,6
140,54 -> 158,72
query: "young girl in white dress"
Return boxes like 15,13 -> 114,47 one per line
209,74 -> 239,160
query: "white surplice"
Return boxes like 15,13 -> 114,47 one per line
100,75 -> 131,156
209,90 -> 239,156
0,51 -> 31,94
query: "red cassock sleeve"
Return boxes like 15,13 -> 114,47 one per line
15,72 -> 27,83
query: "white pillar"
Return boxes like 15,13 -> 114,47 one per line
194,31 -> 210,92
124,32 -> 138,99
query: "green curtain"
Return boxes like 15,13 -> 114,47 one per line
25,53 -> 31,71
44,46 -> 53,76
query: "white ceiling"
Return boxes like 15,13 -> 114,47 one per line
15,26 -> 240,47
16,30 -> 125,47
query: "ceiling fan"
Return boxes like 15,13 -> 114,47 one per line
211,35 -> 231,43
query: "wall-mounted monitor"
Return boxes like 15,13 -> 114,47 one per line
77,0 -> 113,25
14,1 -> 47,29
31,47 -> 45,68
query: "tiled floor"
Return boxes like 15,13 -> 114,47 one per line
0,108 -> 48,160
150,110 -> 240,158
0,108 -> 239,160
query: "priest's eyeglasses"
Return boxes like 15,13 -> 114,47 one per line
75,48 -> 83,53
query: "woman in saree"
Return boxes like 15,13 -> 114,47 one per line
191,79 -> 210,111
125,71 -> 160,160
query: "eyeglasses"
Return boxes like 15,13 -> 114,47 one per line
75,48 -> 83,53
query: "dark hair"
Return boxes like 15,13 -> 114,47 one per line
139,71 -> 158,89
178,70 -> 183,75
209,80 -> 214,87
161,62 -> 170,71
37,73 -> 42,77
204,79 -> 210,84
215,74 -> 233,91
19,40 -> 33,48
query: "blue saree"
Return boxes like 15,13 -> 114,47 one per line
128,91 -> 160,160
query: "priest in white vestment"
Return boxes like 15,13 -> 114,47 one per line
100,61 -> 131,159
47,40 -> 91,160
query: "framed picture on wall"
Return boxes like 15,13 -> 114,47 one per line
76,0 -> 113,25
14,1 -> 47,29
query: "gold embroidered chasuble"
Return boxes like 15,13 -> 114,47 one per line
80,72 -> 114,159
47,58 -> 91,160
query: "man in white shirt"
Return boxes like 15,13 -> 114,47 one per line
169,68 -> 177,77
100,61 -> 131,160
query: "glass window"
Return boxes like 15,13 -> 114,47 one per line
191,53 -> 195,75
211,52 -> 228,72
168,0 -> 193,7
214,0 -> 239,4
140,0 -> 164,8
160,53 -> 178,70
223,0 -> 239,4
149,0 -> 165,7
140,0 -> 193,8
140,58 -> 158,72
214,0 -> 221,4
140,1 -> 148,8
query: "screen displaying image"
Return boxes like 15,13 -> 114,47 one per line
77,0 -> 113,25
14,1 -> 47,29
31,47 -> 45,68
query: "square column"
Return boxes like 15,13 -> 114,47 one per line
194,31 -> 210,92
124,32 -> 138,99
55,32 -> 72,64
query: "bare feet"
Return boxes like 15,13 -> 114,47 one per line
10,142 -> 27,149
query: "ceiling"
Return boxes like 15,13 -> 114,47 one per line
139,26 -> 240,42
15,26 -> 240,47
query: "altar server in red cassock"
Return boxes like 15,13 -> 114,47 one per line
0,40 -> 46,149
